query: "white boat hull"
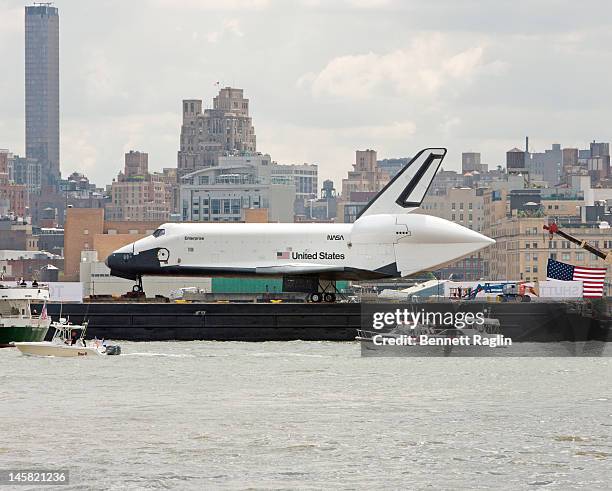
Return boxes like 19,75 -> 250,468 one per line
14,342 -> 104,357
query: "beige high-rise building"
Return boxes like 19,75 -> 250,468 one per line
341,149 -> 389,198
124,150 -> 148,177
488,216 -> 611,288
177,87 -> 257,177
0,149 -> 28,217
416,187 -> 488,279
418,187 -> 485,232
0,150 -> 8,185
337,149 -> 391,223
105,151 -> 172,221
157,167 -> 179,214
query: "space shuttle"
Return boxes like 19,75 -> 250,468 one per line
106,148 -> 494,302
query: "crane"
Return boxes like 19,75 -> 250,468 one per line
543,222 -> 612,264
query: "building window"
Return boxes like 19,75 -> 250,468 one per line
83,229 -> 89,235
562,253 -> 571,261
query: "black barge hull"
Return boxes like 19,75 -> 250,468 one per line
39,301 -> 611,342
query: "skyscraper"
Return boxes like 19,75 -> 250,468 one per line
462,152 -> 481,173
177,87 -> 256,178
25,4 -> 60,187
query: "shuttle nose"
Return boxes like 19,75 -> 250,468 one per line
104,252 -> 122,270
105,244 -> 139,280
455,225 -> 496,245
105,251 -> 125,272
105,244 -> 130,269
419,216 -> 495,246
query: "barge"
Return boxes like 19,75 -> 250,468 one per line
36,299 -> 611,342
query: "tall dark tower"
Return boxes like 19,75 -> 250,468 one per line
25,3 -> 60,187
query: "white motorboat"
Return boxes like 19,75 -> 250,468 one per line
14,319 -> 121,357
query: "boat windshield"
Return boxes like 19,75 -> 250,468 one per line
152,228 -> 165,238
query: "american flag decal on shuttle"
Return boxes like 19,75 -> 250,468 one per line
276,248 -> 292,259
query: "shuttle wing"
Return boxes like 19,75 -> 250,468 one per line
254,263 -> 394,280
255,263 -> 344,275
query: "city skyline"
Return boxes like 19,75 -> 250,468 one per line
1,1 -> 612,188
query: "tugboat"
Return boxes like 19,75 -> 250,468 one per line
0,281 -> 51,348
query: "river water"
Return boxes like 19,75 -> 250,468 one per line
1,341 -> 611,489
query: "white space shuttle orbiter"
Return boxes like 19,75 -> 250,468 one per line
106,148 -> 494,301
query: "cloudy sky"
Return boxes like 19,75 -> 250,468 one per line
1,0 -> 612,188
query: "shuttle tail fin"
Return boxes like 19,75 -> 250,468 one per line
356,148 -> 446,219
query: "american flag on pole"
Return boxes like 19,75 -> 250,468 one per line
40,304 -> 48,320
546,258 -> 607,298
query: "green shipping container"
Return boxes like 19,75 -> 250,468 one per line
212,278 -> 283,293
211,278 -> 349,294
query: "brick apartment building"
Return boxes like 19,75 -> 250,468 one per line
63,208 -> 163,281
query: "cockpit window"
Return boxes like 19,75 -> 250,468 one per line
152,229 -> 165,238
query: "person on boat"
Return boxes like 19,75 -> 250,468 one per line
32,279 -> 38,287
70,330 -> 79,345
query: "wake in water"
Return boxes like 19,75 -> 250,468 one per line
122,352 -> 196,358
